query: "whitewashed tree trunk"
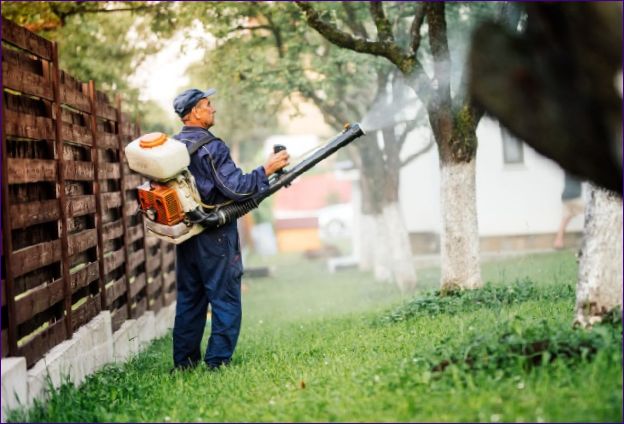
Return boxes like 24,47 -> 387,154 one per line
383,202 -> 417,292
440,158 -> 483,291
357,212 -> 376,271
574,185 -> 623,326
372,214 -> 393,283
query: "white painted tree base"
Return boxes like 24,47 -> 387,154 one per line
1,303 -> 176,420
383,202 -> 417,292
440,159 -> 483,291
575,186 -> 623,326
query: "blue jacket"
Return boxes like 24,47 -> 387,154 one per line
173,126 -> 269,207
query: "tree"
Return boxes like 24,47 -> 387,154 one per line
296,1 -> 501,291
575,186 -> 623,326
468,2 -> 622,195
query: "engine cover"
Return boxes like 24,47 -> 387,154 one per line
137,182 -> 185,226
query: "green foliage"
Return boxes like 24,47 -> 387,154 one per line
1,1 -> 174,120
377,279 -> 575,324
6,251 -> 621,422
181,1 -> 386,166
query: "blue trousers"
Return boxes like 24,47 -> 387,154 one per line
173,223 -> 243,368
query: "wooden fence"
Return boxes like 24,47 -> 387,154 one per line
1,18 -> 177,368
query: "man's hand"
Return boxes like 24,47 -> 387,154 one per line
264,150 -> 290,176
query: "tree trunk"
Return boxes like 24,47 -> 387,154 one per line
357,212 -> 376,271
574,185 -> 623,327
372,213 -> 393,283
383,202 -> 417,292
439,157 -> 483,291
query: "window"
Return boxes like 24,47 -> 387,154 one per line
501,126 -> 524,164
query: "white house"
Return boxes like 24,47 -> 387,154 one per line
358,117 -> 586,254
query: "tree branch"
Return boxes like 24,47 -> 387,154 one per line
397,108 -> 427,150
409,3 -> 426,55
400,136 -> 435,167
295,2 -> 410,72
296,1 -> 433,104
227,24 -> 273,34
369,1 -> 394,43
425,2 -> 451,106
264,14 -> 285,58
341,1 -> 368,38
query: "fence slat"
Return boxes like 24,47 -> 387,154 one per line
111,306 -> 127,332
71,296 -> 101,332
15,278 -> 64,325
132,296 -> 147,319
104,248 -> 125,274
124,173 -> 143,191
60,84 -> 90,113
1,17 -> 53,60
9,199 -> 60,229
2,60 -> 53,100
3,109 -> 55,141
101,191 -> 122,210
146,257 -> 161,273
18,318 -> 67,368
66,195 -> 96,218
127,225 -> 144,244
63,160 -> 94,181
7,158 -> 57,183
105,276 -> 127,306
86,80 -> 108,314
150,296 -> 163,314
1,44 -> 19,355
11,239 -> 62,278
52,42 -> 74,341
69,262 -> 99,292
146,278 -> 162,297
162,250 -> 176,269
164,290 -> 176,306
97,131 -> 119,150
129,273 -> 146,299
61,122 -> 93,146
67,228 -> 97,257
128,249 -> 145,271
97,162 -> 120,180
95,99 -> 117,121
102,220 -> 124,241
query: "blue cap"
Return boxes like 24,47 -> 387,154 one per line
173,88 -> 216,118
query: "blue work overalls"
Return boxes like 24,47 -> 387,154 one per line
172,126 -> 269,368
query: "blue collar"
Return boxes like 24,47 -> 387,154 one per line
179,126 -> 214,135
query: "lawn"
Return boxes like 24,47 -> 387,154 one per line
8,250 -> 622,422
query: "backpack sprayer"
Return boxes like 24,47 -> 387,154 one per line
124,123 -> 365,244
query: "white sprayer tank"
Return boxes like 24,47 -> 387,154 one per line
125,132 -> 190,181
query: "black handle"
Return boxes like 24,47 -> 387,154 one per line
273,144 -> 286,154
273,144 -> 287,176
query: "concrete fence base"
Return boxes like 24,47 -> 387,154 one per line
1,302 -> 176,421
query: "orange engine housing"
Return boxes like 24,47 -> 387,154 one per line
137,183 -> 185,226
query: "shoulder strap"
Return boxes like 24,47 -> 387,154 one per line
187,135 -> 217,156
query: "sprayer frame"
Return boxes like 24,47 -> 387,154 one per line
186,123 -> 366,230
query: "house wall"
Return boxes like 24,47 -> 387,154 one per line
397,118 -> 585,240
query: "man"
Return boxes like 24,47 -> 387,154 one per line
170,88 -> 289,371
553,171 -> 585,249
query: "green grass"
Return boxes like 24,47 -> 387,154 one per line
8,250 -> 622,422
